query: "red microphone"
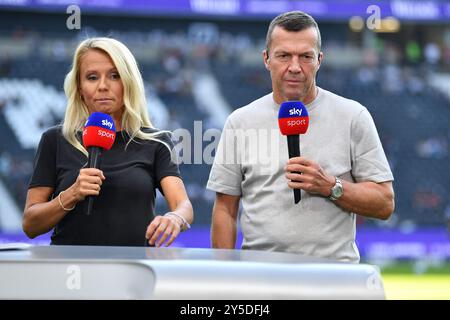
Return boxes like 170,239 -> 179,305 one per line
278,101 -> 309,204
82,112 -> 116,215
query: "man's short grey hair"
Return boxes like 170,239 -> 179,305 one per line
265,11 -> 322,54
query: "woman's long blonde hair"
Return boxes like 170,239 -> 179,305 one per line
63,37 -> 167,156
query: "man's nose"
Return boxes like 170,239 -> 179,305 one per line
288,57 -> 302,73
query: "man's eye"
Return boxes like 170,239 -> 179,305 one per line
301,55 -> 315,62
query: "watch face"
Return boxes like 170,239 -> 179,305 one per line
332,185 -> 343,198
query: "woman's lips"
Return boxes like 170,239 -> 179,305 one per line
95,98 -> 113,102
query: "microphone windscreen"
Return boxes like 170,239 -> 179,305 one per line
82,112 -> 116,150
278,101 -> 309,135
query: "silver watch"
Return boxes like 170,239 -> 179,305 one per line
329,177 -> 343,201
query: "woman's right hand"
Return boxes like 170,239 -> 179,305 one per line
22,168 -> 105,239
70,168 -> 106,201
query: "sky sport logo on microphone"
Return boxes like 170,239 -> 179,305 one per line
82,126 -> 116,150
289,108 -> 303,116
287,107 -> 306,127
82,128 -> 115,139
278,101 -> 309,136
97,129 -> 115,139
101,119 -> 113,130
287,119 -> 307,127
82,112 -> 116,150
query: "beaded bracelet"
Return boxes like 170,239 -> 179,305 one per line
58,190 -> 76,211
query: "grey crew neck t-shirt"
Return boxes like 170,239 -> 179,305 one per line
207,87 -> 393,263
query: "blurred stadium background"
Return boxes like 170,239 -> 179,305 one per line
0,0 -> 449,299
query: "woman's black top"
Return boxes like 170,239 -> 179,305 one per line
29,125 -> 180,246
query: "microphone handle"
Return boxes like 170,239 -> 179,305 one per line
287,135 -> 300,158
86,147 -> 102,216
287,135 -> 301,204
87,146 -> 102,168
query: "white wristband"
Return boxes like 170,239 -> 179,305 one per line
165,212 -> 191,231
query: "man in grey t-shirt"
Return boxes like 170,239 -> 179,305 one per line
207,11 -> 395,263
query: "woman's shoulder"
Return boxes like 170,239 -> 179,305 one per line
141,127 -> 173,140
34,125 -> 64,153
40,125 -> 63,140
138,127 -> 174,150
141,127 -> 166,134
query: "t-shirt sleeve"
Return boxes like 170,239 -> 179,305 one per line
29,128 -> 58,189
206,116 -> 243,196
350,109 -> 394,183
154,132 -> 181,192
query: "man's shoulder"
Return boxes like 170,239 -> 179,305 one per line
319,88 -> 366,114
227,93 -> 274,125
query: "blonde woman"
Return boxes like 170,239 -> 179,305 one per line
23,37 -> 193,247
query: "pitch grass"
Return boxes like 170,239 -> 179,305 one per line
380,262 -> 450,300
383,274 -> 450,299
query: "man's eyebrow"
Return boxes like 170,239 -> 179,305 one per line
273,50 -> 290,54
273,49 -> 316,55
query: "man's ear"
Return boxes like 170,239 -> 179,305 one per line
317,52 -> 323,70
263,50 -> 270,71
